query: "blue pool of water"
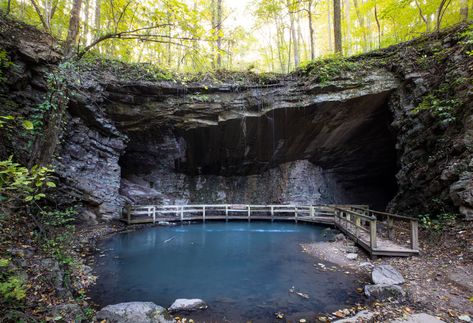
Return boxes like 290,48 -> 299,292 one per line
90,222 -> 362,322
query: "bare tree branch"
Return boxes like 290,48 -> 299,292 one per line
29,0 -> 50,32
77,24 -> 175,58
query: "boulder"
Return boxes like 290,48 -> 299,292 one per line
372,265 -> 405,285
96,302 -> 175,323
346,253 -> 358,260
50,304 -> 82,321
364,284 -> 406,301
334,233 -> 346,242
168,299 -> 208,312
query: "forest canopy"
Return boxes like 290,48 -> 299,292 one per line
1,0 -> 471,72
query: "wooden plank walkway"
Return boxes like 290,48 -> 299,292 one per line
122,204 -> 419,258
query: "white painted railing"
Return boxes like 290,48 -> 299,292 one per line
124,203 -> 370,223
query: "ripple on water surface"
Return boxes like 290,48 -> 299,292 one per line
90,222 -> 362,322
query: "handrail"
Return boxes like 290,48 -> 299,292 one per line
332,206 -> 376,221
123,203 -> 419,255
350,207 -> 417,221
348,206 -> 419,251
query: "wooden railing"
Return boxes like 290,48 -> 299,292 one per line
333,207 -> 378,250
347,206 -> 419,251
124,204 -> 343,224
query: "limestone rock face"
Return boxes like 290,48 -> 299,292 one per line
96,302 -> 175,323
1,19 -> 472,220
372,265 -> 405,285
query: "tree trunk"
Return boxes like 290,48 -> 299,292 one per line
94,0 -> 100,35
460,0 -> 469,21
167,11 -> 172,66
29,0 -> 49,31
436,0 -> 452,32
211,0 -> 216,68
216,0 -> 222,68
353,0 -> 367,51
307,0 -> 315,60
64,0 -> 83,58
287,0 -> 299,67
276,23 -> 285,72
6,0 -> 11,14
374,4 -> 381,49
333,0 -> 342,54
82,0 -> 90,46
414,0 -> 430,32
327,0 -> 333,52
344,0 -> 350,55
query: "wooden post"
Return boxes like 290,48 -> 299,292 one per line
180,206 -> 184,221
410,220 -> 419,250
295,207 -> 298,223
203,206 -> 206,223
225,205 -> 228,222
370,219 -> 377,250
310,206 -> 315,218
152,206 -> 156,224
126,204 -> 131,224
247,205 -> 251,222
271,206 -> 274,222
387,216 -> 394,239
355,214 -> 361,238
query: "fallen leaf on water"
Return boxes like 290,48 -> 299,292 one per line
333,310 -> 346,318
275,312 -> 284,319
296,292 -> 310,299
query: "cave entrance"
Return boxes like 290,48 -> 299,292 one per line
118,91 -> 398,210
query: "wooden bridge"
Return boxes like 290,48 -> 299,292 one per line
122,204 -> 419,258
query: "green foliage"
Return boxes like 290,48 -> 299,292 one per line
0,156 -> 54,203
43,230 -> 75,266
412,86 -> 461,124
188,94 -> 211,103
298,56 -> 364,84
0,48 -> 13,83
459,25 -> 473,56
0,115 -> 15,129
31,63 -> 71,132
78,55 -> 175,82
39,208 -> 77,265
419,212 -> 457,231
0,258 -> 26,303
40,208 -> 76,227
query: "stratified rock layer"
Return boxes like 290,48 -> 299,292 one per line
1,17 -> 472,220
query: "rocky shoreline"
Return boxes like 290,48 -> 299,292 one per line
301,223 -> 473,323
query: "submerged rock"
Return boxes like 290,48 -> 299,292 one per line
372,265 -> 405,285
168,299 -> 208,312
96,302 -> 175,323
390,313 -> 445,323
364,284 -> 406,301
333,310 -> 375,322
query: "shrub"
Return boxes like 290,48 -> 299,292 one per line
0,258 -> 26,303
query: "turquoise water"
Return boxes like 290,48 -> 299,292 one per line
90,222 -> 362,322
